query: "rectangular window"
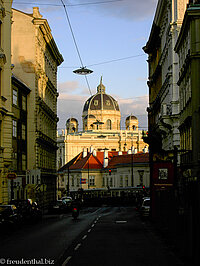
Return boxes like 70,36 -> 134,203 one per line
22,124 -> 26,140
77,178 -> 80,187
120,176 -> 123,187
13,120 -> 17,137
13,89 -> 18,106
22,95 -> 26,111
22,154 -> 26,171
89,175 -> 95,186
71,177 -> 74,187
125,176 -> 128,187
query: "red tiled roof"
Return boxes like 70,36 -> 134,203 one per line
69,151 -> 149,171
107,153 -> 149,169
70,153 -> 103,170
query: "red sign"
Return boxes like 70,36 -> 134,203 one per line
80,178 -> 87,184
7,172 -> 17,179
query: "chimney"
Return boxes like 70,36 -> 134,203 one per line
83,148 -> 87,158
143,146 -> 149,153
103,150 -> 109,168
134,148 -> 138,154
90,145 -> 94,153
118,151 -> 122,155
93,149 -> 97,157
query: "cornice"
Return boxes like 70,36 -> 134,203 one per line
33,18 -> 64,66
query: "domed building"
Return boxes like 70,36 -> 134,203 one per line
82,77 -> 121,131
57,78 -> 148,165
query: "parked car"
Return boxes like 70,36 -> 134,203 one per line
61,196 -> 72,208
0,205 -> 20,231
50,199 -> 70,214
139,197 -> 150,218
10,199 -> 42,222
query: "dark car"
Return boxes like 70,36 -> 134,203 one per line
0,205 -> 20,230
10,199 -> 42,222
50,199 -> 71,214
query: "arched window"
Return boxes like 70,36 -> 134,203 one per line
106,119 -> 112,130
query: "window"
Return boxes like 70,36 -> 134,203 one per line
13,120 -> 17,137
106,100 -> 110,106
27,174 -> 29,184
125,176 -> 128,187
77,178 -> 80,187
71,177 -> 74,187
22,95 -> 26,111
102,177 -> 105,187
110,178 -> 113,187
22,124 -> 26,140
22,154 -> 26,171
94,100 -> 98,106
106,119 -> 112,130
120,176 -> 123,187
13,89 -> 18,106
89,175 -> 95,186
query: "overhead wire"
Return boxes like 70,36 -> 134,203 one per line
60,0 -> 92,96
11,0 -> 125,7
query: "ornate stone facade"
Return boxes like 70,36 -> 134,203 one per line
11,7 -> 63,206
0,0 -> 13,204
144,0 -> 189,151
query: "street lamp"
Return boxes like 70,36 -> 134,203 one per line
73,67 -> 93,75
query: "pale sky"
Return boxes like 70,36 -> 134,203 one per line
12,0 -> 158,131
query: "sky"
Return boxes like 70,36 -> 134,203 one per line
12,0 -> 158,131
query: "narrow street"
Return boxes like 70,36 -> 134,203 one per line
59,207 -> 184,266
0,207 -> 185,266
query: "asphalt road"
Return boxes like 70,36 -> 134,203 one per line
0,207 -> 185,266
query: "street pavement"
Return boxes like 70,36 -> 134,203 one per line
0,207 -> 188,266
59,207 -> 185,266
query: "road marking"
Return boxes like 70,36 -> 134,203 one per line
115,220 -> 127,224
82,235 -> 87,240
74,243 -> 81,251
88,229 -> 91,233
62,256 -> 72,266
91,224 -> 95,227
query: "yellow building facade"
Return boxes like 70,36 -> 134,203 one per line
0,0 -> 13,204
11,7 -> 63,206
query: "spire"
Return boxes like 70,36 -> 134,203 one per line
97,76 -> 105,93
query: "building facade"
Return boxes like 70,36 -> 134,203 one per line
0,0 -> 13,204
10,75 -> 30,201
58,149 -> 149,198
57,78 -> 148,166
11,7 -> 63,206
144,0 -> 200,263
174,2 -> 200,263
143,0 -> 189,152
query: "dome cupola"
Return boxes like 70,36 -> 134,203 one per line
82,77 -> 121,131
